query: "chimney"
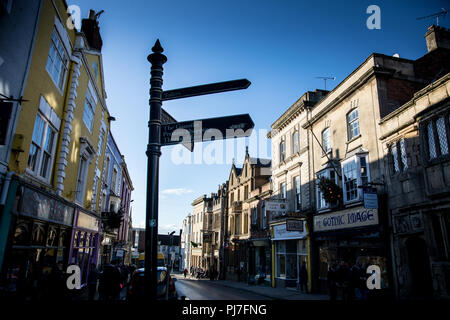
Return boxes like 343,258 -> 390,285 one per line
425,25 -> 450,52
81,9 -> 103,51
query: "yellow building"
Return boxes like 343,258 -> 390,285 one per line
0,0 -> 118,298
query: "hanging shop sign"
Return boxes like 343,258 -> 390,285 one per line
314,206 -> 379,232
363,188 -> 378,209
286,219 -> 304,232
266,201 -> 288,219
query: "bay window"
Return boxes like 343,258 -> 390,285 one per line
341,154 -> 370,203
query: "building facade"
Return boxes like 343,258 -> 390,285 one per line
380,70 -> 450,299
0,2 -> 132,298
225,148 -> 271,281
268,89 -> 328,289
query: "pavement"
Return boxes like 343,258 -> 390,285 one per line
172,272 -> 329,300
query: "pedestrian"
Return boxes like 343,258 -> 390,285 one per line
327,263 -> 337,301
48,262 -> 66,301
299,264 -> 308,293
88,263 -> 99,300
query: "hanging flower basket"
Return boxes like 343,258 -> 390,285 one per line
318,176 -> 343,205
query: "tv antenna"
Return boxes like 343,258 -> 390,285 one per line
315,76 -> 335,90
416,8 -> 447,26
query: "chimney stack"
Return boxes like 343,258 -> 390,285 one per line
81,9 -> 103,51
425,25 -> 450,52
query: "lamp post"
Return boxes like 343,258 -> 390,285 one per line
144,39 -> 167,300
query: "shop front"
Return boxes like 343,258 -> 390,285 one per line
248,239 -> 271,286
313,206 -> 391,297
270,219 -> 308,288
1,182 -> 75,299
68,208 -> 100,286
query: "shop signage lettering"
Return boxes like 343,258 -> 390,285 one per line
272,222 -> 306,240
314,207 -> 378,232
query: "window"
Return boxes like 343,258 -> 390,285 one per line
425,116 -> 450,160
316,168 -> 338,210
280,140 -> 286,162
83,89 -> 95,132
111,167 -> 117,193
347,109 -> 360,140
294,176 -> 301,211
292,131 -> 299,154
27,113 -> 58,181
75,157 -> 88,204
391,139 -> 408,173
280,182 -> 286,199
322,128 -> 331,153
342,155 -> 370,203
262,205 -> 267,229
46,29 -> 69,90
251,207 -> 257,225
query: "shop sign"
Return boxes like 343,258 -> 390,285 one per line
266,200 -> 287,219
116,249 -> 124,257
363,188 -> 378,209
314,206 -> 378,232
21,186 -> 74,226
272,222 -> 306,240
77,211 -> 99,231
286,219 -> 303,232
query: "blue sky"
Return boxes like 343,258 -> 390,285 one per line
68,0 -> 449,234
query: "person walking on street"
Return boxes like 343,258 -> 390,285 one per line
88,263 -> 99,300
327,264 -> 338,301
299,264 -> 308,293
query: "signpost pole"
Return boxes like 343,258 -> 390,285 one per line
145,39 -> 167,300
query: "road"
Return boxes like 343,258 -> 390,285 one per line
174,277 -> 272,300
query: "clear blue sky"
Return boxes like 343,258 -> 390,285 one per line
69,0 -> 449,234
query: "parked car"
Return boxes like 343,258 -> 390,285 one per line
127,267 -> 177,300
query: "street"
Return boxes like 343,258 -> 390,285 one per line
174,277 -> 272,300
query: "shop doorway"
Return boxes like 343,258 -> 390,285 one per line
406,237 -> 433,298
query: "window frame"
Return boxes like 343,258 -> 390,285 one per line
26,112 -> 58,183
292,131 -> 299,154
423,115 -> 450,162
322,127 -> 331,154
390,138 -> 408,174
280,140 -> 286,162
280,182 -> 287,200
46,28 -> 69,92
316,168 -> 339,211
293,176 -> 301,211
346,108 -> 360,141
75,155 -> 89,205
341,154 -> 370,204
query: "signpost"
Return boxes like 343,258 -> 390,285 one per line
144,39 -> 253,300
161,113 -> 254,147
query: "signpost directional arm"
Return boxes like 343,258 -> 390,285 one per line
162,79 -> 251,101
